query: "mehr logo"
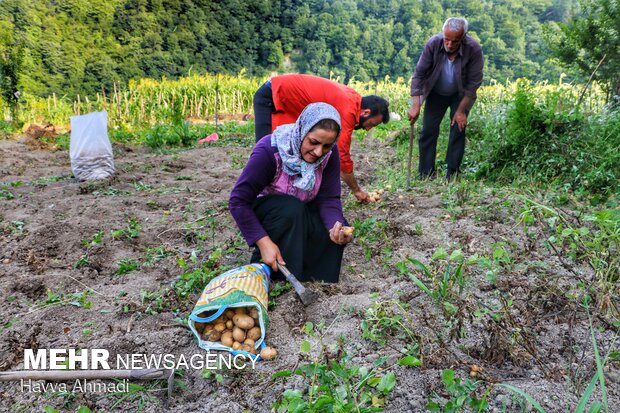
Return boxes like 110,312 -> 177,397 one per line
24,349 -> 110,370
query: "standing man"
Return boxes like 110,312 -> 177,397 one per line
408,17 -> 484,180
253,74 -> 390,202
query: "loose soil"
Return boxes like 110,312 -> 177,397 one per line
0,132 -> 618,412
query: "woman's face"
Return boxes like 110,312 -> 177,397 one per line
300,128 -> 338,163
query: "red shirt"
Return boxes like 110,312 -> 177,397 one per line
271,74 -> 362,174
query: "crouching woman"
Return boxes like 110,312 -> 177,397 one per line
229,102 -> 353,283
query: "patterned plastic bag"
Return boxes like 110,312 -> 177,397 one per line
189,263 -> 270,356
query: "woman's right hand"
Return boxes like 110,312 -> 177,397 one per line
256,236 -> 285,272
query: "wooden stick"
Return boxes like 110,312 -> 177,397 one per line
0,368 -> 173,382
406,122 -> 415,189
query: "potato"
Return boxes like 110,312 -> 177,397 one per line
221,331 -> 234,347
249,307 -> 259,320
232,326 -> 246,342
202,323 -> 214,334
194,322 -> 207,333
234,307 -> 247,315
232,341 -> 242,350
260,346 -> 278,360
226,320 -> 234,330
233,314 -> 255,330
239,343 -> 253,353
203,329 -> 220,342
224,309 -> 236,319
214,322 -> 226,332
244,338 -> 255,347
341,226 -> 354,237
247,326 -> 261,341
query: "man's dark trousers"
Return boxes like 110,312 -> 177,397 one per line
253,81 -> 274,142
418,91 -> 467,179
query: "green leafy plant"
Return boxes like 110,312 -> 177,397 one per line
115,258 -> 141,275
350,217 -> 391,261
111,216 -> 142,240
272,322 -> 399,412
174,249 -> 222,298
360,299 -> 420,360
400,248 -> 472,316
426,369 -> 489,412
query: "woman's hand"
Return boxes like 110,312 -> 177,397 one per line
256,236 -> 285,271
329,221 -> 354,245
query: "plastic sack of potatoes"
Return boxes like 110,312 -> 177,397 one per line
189,263 -> 270,357
70,110 -> 115,181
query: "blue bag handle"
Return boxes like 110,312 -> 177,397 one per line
190,305 -> 227,323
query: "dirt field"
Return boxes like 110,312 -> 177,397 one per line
0,132 -> 618,412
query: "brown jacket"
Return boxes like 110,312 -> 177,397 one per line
410,34 -> 484,108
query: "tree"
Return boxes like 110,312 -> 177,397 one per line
546,0 -> 620,100
0,20 -> 24,126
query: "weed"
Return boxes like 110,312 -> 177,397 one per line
73,254 -> 90,269
143,246 -> 173,266
31,175 -> 65,188
111,216 -> 142,240
140,289 -> 166,315
272,321 -> 400,412
360,299 -> 420,357
80,230 -> 104,248
174,248 -> 222,298
426,369 -> 489,412
144,124 -> 169,149
350,217 -> 391,261
115,258 -> 141,275
175,120 -> 195,147
0,186 -> 14,199
268,281 -> 293,310
229,151 -> 246,169
68,291 -> 93,308
413,223 -> 424,235
131,181 -> 154,191
519,197 -> 620,317
92,188 -> 131,197
401,248 -> 472,316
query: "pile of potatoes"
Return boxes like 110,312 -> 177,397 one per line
194,306 -> 278,360
367,188 -> 384,202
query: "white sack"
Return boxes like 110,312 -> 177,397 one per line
70,110 -> 115,181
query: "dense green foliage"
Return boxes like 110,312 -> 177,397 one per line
0,0 -> 575,98
465,80 -> 620,197
545,0 -> 620,99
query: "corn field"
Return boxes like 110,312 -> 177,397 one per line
0,73 -> 609,130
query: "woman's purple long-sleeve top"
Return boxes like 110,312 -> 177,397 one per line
229,136 -> 346,246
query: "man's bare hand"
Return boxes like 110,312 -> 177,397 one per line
354,190 -> 370,203
407,105 -> 420,123
451,110 -> 467,132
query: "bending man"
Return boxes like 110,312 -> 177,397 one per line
253,74 -> 390,202
408,17 -> 484,180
